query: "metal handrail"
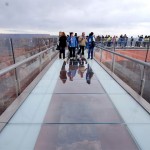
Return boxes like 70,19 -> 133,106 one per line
0,46 -> 55,76
96,45 -> 150,67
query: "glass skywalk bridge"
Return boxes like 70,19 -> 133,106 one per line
0,37 -> 150,150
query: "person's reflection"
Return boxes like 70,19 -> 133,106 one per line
78,56 -> 87,78
59,61 -> 67,83
86,64 -> 94,84
79,56 -> 87,65
67,59 -> 78,81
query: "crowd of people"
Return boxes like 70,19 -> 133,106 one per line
58,32 -> 150,61
96,34 -> 150,48
58,31 -> 95,60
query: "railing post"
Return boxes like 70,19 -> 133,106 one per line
38,38 -> 41,52
140,68 -> 146,96
140,38 -> 150,96
112,39 -> 116,72
9,38 -> 21,95
39,53 -> 42,72
49,38 -> 51,48
49,48 -> 52,61
100,48 -> 103,62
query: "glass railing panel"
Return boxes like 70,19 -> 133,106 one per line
147,50 -> 150,62
12,38 -> 40,63
142,48 -> 150,103
49,38 -> 54,47
114,55 -> 143,94
116,48 -> 148,61
38,38 -> 48,51
41,38 -> 51,48
101,50 -> 113,70
0,70 -> 17,115
51,47 -> 58,58
16,57 -> 40,92
40,51 -> 51,70
142,66 -> 150,104
0,39 -> 14,70
94,47 -> 101,63
52,38 -> 57,47
100,37 -> 148,49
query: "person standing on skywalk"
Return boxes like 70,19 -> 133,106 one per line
77,32 -> 87,56
59,32 -> 67,59
87,32 -> 95,59
67,32 -> 78,59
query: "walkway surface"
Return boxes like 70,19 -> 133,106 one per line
0,56 -> 150,150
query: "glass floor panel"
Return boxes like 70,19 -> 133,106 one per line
0,123 -> 141,150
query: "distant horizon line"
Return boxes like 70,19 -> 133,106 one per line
0,33 -> 149,37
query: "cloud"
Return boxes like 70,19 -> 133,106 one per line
0,0 -> 150,36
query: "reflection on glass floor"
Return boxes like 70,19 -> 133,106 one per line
0,56 -> 150,150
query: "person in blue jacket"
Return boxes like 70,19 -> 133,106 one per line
87,32 -> 95,59
67,32 -> 77,59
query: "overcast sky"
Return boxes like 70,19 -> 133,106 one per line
0,0 -> 150,36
